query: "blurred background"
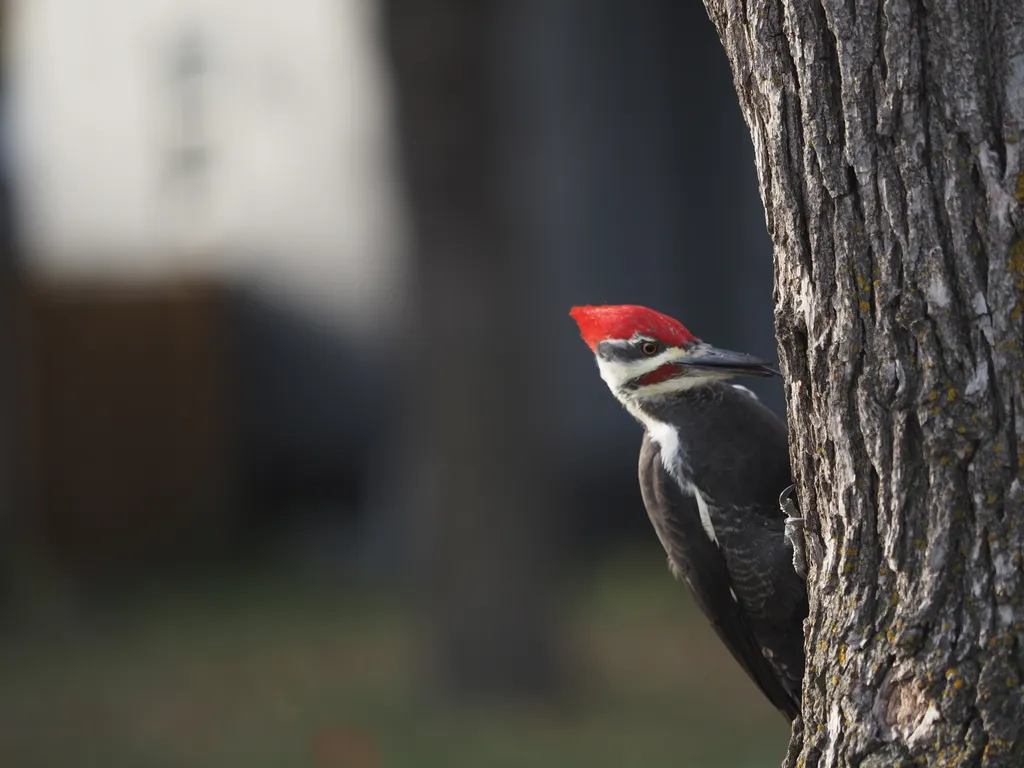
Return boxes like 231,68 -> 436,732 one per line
0,1 -> 787,766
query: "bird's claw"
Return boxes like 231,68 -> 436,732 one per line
780,484 -> 809,580
779,483 -> 797,509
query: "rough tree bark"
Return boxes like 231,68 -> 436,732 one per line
703,1 -> 1024,766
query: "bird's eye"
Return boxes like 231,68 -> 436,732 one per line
641,341 -> 659,356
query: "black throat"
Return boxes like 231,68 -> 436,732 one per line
630,381 -> 791,510
629,382 -> 727,425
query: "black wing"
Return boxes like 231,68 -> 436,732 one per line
638,433 -> 802,721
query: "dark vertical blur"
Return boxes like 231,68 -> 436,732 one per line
382,0 -> 564,700
0,0 -> 20,611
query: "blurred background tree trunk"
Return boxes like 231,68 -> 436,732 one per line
0,0 -> 21,612
381,1 -> 564,700
703,1 -> 1024,765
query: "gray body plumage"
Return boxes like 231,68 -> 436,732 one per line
636,383 -> 806,720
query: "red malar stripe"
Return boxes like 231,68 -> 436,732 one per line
637,363 -> 680,386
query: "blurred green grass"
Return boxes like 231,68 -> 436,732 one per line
0,548 -> 788,767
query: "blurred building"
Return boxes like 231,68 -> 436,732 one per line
7,0 -> 409,580
11,0 -> 407,330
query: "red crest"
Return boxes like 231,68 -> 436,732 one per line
569,304 -> 697,351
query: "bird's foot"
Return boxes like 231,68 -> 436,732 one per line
780,484 -> 808,580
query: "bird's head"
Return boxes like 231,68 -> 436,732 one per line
569,304 -> 777,404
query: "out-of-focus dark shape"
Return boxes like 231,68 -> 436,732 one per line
227,284 -> 396,568
23,280 -> 236,583
0,0 -> 23,613
382,0 -> 565,700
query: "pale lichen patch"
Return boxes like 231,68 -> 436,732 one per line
964,361 -> 989,397
971,291 -> 989,316
925,273 -> 952,309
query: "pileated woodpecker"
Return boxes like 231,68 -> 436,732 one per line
570,304 -> 806,721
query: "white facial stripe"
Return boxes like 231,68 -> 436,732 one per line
630,375 -> 709,395
594,345 -> 688,391
596,350 -> 732,400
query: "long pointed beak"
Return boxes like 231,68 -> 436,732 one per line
675,345 -> 779,377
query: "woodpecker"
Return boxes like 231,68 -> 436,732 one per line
570,304 -> 806,721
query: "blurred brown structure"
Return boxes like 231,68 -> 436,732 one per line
22,279 -> 236,583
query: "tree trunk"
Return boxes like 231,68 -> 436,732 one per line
381,1 -> 564,700
703,1 -> 1024,766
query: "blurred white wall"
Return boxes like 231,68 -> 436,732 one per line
7,0 -> 408,337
